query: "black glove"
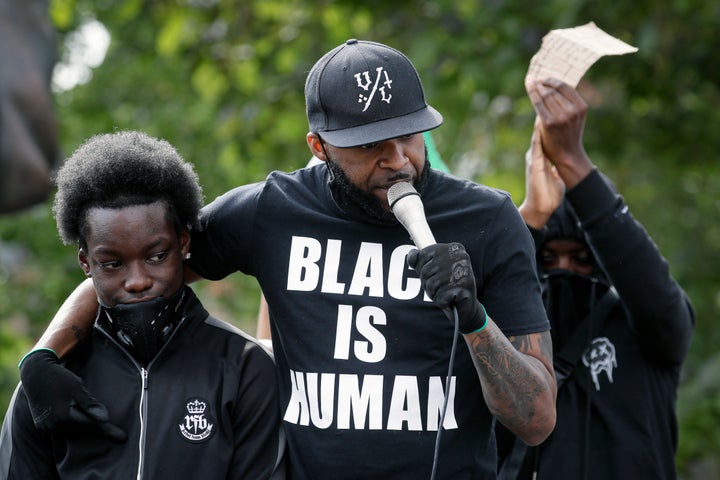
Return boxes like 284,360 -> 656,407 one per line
407,242 -> 488,334
19,349 -> 127,442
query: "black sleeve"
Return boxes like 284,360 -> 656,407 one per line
0,385 -> 60,480
567,169 -> 695,365
526,224 -> 548,252
479,195 -> 550,336
227,344 -> 285,479
188,181 -> 265,281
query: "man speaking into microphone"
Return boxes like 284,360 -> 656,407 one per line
21,39 -> 556,479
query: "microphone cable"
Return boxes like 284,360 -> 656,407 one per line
430,306 -> 460,480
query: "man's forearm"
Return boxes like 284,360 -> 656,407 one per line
34,279 -> 98,359
464,323 -> 556,446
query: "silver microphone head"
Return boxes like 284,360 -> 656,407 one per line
387,181 -> 436,249
387,181 -> 419,209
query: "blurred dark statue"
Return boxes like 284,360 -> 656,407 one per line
0,0 -> 60,214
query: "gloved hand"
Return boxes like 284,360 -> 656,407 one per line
19,349 -> 127,442
407,242 -> 488,334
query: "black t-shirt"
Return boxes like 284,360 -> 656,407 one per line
190,166 -> 548,479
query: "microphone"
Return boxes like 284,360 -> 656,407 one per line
387,182 -> 436,249
389,181 -> 457,480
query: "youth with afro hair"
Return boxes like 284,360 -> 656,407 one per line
1,130 -> 286,479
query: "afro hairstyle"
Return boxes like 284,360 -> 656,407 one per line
52,130 -> 203,248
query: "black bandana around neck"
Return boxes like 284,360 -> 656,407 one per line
99,286 -> 188,366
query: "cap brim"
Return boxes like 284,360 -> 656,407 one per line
318,105 -> 443,148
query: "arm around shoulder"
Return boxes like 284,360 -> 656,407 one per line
34,278 -> 98,358
17,279 -> 125,440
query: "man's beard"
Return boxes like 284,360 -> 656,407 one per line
326,148 -> 431,224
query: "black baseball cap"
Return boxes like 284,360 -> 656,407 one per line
305,39 -> 443,148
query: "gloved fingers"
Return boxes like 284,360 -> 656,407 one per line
418,260 -> 441,281
422,274 -> 445,300
406,249 -> 419,269
407,249 -> 433,271
70,398 -> 111,423
69,404 -> 127,443
97,421 -> 128,443
434,286 -> 464,310
407,244 -> 445,269
451,288 -> 475,305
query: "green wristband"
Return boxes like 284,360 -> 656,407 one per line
18,348 -> 58,369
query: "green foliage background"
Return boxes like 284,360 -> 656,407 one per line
1,0 -> 718,477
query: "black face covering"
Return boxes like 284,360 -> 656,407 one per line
541,270 -> 609,351
100,286 -> 187,366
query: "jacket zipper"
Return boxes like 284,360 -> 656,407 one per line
136,368 -> 148,480
95,310 -> 188,479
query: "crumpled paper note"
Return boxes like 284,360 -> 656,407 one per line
527,22 -> 638,87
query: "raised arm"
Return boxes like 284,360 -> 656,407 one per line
518,120 -> 565,230
525,77 -> 694,362
524,77 -> 593,189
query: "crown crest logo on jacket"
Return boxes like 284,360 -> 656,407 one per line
186,399 -> 206,415
178,397 -> 215,443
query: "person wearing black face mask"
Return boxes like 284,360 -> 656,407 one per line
536,199 -> 615,356
0,131 -> 285,479
496,78 -> 695,480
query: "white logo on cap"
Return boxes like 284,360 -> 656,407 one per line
354,67 -> 393,112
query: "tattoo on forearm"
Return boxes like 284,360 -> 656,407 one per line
71,325 -> 88,342
536,330 -> 554,360
466,329 -> 552,430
